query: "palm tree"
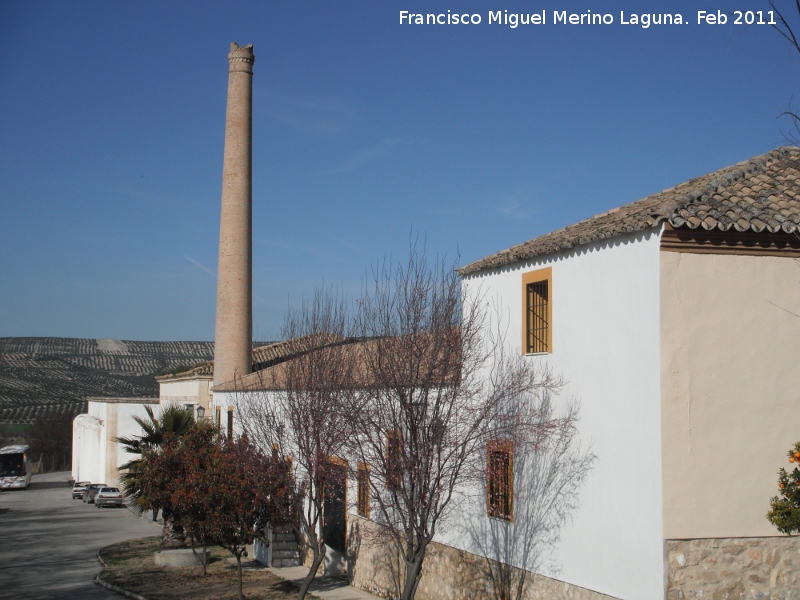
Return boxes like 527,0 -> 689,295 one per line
116,404 -> 196,548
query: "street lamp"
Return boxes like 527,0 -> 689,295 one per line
196,405 -> 206,421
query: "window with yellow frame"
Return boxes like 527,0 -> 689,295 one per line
522,267 -> 552,354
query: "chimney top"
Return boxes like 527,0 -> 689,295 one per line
228,42 -> 254,72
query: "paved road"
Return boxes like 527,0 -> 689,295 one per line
0,471 -> 158,599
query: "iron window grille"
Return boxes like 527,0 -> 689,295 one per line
486,440 -> 513,521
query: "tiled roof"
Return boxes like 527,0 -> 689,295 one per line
156,334 -> 345,382
459,147 -> 800,276
214,330 -> 461,392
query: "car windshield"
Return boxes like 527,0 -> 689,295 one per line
101,488 -> 120,493
0,454 -> 24,477
74,482 -> 89,488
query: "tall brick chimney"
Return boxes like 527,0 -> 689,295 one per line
213,42 -> 254,388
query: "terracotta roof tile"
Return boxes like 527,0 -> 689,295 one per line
460,147 -> 800,275
156,334 -> 346,383
214,330 -> 461,393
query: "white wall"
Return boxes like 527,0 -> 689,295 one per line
72,413 -> 104,483
111,403 -> 158,484
459,228 -> 664,600
217,227 -> 664,598
71,400 -> 159,486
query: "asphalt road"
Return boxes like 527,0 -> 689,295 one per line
0,471 -> 158,599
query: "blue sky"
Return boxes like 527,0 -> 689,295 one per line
1,1 -> 797,341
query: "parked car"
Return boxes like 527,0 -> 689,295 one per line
72,481 -> 91,499
95,487 -> 124,508
82,483 -> 106,503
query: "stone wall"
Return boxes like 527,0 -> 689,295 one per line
666,537 -> 800,599
347,515 -> 618,600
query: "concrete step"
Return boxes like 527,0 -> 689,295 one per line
270,524 -> 299,569
273,557 -> 302,568
273,541 -> 298,551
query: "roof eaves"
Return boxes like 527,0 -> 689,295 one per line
458,147 -> 800,276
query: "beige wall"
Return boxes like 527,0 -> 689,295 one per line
660,251 -> 800,538
159,376 -> 212,410
105,403 -> 118,485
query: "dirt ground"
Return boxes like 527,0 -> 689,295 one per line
98,537 -> 321,600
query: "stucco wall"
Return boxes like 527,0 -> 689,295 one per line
72,413 -> 104,483
660,251 -> 800,539
460,228 -> 664,600
348,515 -> 621,600
71,400 -> 158,486
110,402 -> 158,484
160,377 -> 212,410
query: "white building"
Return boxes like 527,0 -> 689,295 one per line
71,365 -> 215,487
449,146 -> 800,599
216,147 -> 800,599
72,397 -> 158,486
73,147 -> 800,598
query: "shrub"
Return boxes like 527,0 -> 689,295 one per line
767,441 -> 800,535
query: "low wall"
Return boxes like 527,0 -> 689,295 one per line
666,537 -> 800,599
346,515 -> 618,600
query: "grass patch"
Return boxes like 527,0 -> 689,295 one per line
98,537 -> 322,600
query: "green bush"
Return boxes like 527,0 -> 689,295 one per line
767,441 -> 800,535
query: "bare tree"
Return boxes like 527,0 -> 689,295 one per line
770,1 -> 800,52
347,244 -> 572,600
237,289 -> 356,600
769,1 -> 800,142
465,396 -> 594,600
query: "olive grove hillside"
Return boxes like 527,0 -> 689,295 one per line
0,337 -> 215,423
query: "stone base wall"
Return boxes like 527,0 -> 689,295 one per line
666,537 -> 800,599
347,515 -> 618,600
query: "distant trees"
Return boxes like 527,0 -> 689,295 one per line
767,441 -> 800,535
25,412 -> 75,472
0,424 -> 25,449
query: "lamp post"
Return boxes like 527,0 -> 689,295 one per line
196,405 -> 206,422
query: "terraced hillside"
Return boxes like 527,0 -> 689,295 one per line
0,338 -> 215,423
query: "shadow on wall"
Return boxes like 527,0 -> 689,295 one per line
348,517 -> 407,598
345,399 -> 595,600
464,398 -> 595,600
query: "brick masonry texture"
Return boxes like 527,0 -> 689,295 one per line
213,42 -> 254,389
346,515 -> 619,600
666,537 -> 800,600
